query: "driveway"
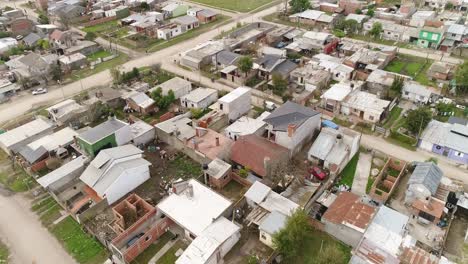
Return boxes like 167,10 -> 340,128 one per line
0,193 -> 77,264
351,152 -> 372,196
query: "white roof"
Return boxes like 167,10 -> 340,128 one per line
157,179 -> 232,236
0,118 -> 53,148
154,77 -> 191,95
36,24 -> 59,29
181,88 -> 217,103
37,156 -> 87,188
206,158 -> 231,180
321,83 -> 353,101
0,37 -> 18,50
129,91 -> 154,108
154,113 -> 195,140
421,120 -> 468,154
58,53 -> 86,64
218,87 -> 251,104
130,120 -> 154,138
225,116 -> 266,136
346,14 -> 368,23
290,9 -> 322,20
245,181 -> 271,204
344,91 -> 390,115
46,99 -> 85,119
27,127 -> 78,152
245,181 -> 299,216
403,82 -> 432,98
162,3 -> 180,11
303,31 -> 331,42
176,217 -> 240,264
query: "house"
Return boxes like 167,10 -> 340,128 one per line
155,113 -> 195,145
311,54 -> 354,82
76,117 -> 132,158
173,15 -> 199,32
181,87 -> 218,109
217,87 -> 251,121
308,127 -> 361,175
427,61 -> 456,81
411,197 -> 446,225
90,87 -> 124,108
181,40 -> 225,69
0,37 -> 17,54
344,47 -> 396,80
405,162 -> 443,204
444,24 -> 467,44
186,127 -> 232,162
156,23 -> 182,40
49,29 -> 75,48
125,91 -> 156,114
205,158 -> 232,189
363,19 -> 409,42
151,77 -> 191,99
322,192 -> 376,247
187,7 -> 202,17
345,13 -> 368,24
256,55 -> 298,81
351,206 -> 409,264
230,134 -> 289,178
104,6 -> 130,19
22,32 -> 42,47
338,0 -> 366,15
289,10 -> 335,30
0,118 -> 54,155
213,50 -> 240,69
258,211 -> 287,248
225,113 -> 270,141
409,11 -> 436,27
320,82 -> 354,114
264,101 -> 321,155
0,79 -> 20,103
18,127 -> 78,166
419,120 -> 468,164
366,69 -> 410,98
129,120 -> 155,146
290,64 -> 331,93
402,82 -> 435,104
35,24 -> 58,37
418,26 -> 444,49
196,9 -> 217,24
80,144 -> 151,204
341,90 -> 391,123
109,194 -> 171,264
59,53 -> 87,72
285,31 -> 338,55
37,155 -> 88,193
162,3 -> 189,18
5,52 -> 58,84
10,18 -> 34,36
56,4 -> 85,19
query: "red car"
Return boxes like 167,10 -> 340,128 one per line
309,166 -> 327,181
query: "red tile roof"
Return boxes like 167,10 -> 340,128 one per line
49,29 -> 64,41
230,135 -> 289,177
412,198 -> 445,219
400,246 -> 439,264
322,191 -> 376,231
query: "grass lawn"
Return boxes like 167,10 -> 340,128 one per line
219,181 -> 246,201
383,107 -> 402,129
51,217 -> 107,264
83,20 -> 119,34
156,240 -> 187,264
338,153 -> 359,187
332,117 -> 352,128
168,154 -> 203,179
130,232 -> 173,264
0,168 -> 36,193
0,240 -> 9,264
71,52 -> 129,81
191,0 -> 274,12
366,176 -> 375,194
87,50 -> 113,61
386,130 -> 417,151
384,54 -> 435,86
292,229 -> 351,264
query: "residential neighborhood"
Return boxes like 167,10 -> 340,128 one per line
0,0 -> 467,264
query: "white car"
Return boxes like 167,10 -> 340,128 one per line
32,88 -> 47,95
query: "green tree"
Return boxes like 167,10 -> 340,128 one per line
38,12 -> 49,24
355,8 -> 362,14
273,209 -> 311,260
370,22 -> 382,38
289,0 -> 311,14
51,62 -> 62,82
406,107 -> 432,135
366,8 -> 375,17
151,88 -> 175,110
36,39 -> 50,50
85,32 -> 97,41
110,67 -> 122,84
344,19 -> 359,34
315,244 -> 347,264
237,56 -> 253,78
271,73 -> 288,96
140,2 -> 150,10
390,76 -> 404,93
445,2 -> 454,9
455,61 -> 468,94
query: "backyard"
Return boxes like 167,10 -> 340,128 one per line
0,240 -> 8,264
192,0 -> 276,12
130,232 -> 173,264
86,50 -> 113,62
156,240 -> 187,264
70,52 -> 129,81
384,55 -> 435,86
382,106 -> 402,129
338,153 -> 359,187
0,166 -> 35,193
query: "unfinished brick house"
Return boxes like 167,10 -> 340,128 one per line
110,194 -> 172,264
369,158 -> 407,203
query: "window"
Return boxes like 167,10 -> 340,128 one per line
261,233 -> 267,240
223,174 -> 228,180
455,151 -> 464,157
452,33 -> 457,37
404,91 -> 409,95
422,32 -> 428,38
220,103 -> 223,110
189,233 -> 196,239
419,95 -> 425,100
145,235 -> 151,241
369,115 -> 374,121
432,34 -> 438,41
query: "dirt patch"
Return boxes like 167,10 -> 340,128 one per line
444,216 -> 468,259
224,226 -> 274,264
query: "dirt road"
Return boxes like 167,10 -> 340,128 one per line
0,191 -> 77,264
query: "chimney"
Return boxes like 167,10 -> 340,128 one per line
186,184 -> 194,198
215,137 -> 220,146
73,136 -> 77,146
287,124 -> 296,137
424,197 -> 433,211
264,156 -> 271,176
336,134 -> 343,145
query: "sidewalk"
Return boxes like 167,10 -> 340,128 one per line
148,239 -> 178,264
351,153 -> 372,196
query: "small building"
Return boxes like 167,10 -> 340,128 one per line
37,156 -> 88,194
79,145 -> 151,205
311,54 -> 354,82
65,40 -> 101,56
186,127 -> 232,162
125,91 -> 156,114
173,15 -> 199,32
46,99 -> 88,126
230,135 -> 289,178
402,82 -> 434,104
151,77 -> 191,99
345,13 -> 368,24
213,50 -> 240,69
225,113 -> 270,141
289,10 -> 335,30
0,118 -> 54,155
181,88 -> 218,109
180,40 -> 225,69
417,26 -> 444,49
290,64 -> 331,93
256,55 -> 298,81
156,23 -> 182,40
196,9 -> 217,24
217,86 -> 251,121
264,101 -> 321,156
409,11 -> 436,28
59,53 -> 87,72
162,3 -> 189,18
205,158 -> 232,189
322,192 -> 376,247
320,82 -> 354,114
427,62 -> 456,81
411,197 -> 445,225
22,32 -> 42,47
366,69 -> 410,98
405,162 -> 443,204
341,90 -> 391,123
258,211 -> 287,248
308,127 -> 360,175
129,120 -> 155,146
77,117 -> 132,158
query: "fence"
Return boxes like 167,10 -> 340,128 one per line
230,172 -> 252,187
81,16 -> 117,27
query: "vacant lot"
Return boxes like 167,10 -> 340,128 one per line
384,55 -> 434,86
157,240 -> 187,264
192,0 -> 274,12
0,240 -> 9,264
71,52 -> 129,81
338,153 -> 359,187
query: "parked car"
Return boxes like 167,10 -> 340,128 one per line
32,88 -> 47,95
309,166 -> 327,181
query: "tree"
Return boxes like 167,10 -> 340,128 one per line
140,2 -> 150,10
344,19 -> 359,34
366,8 -> 375,17
273,209 -> 311,260
289,0 -> 310,14
315,244 -> 346,264
445,2 -> 454,9
85,32 -> 97,41
390,76 -> 404,93
237,56 -> 253,78
369,22 -> 382,38
455,61 -> 468,94
36,39 -> 50,50
110,67 -> 122,84
51,62 -> 62,82
271,73 -> 288,96
355,8 -> 362,14
406,107 -> 432,135
38,12 -> 49,24
151,88 -> 175,110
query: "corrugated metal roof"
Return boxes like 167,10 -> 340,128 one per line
259,211 -> 287,234
408,162 -> 443,195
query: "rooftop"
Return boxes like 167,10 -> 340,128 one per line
27,127 -> 78,152
259,211 -> 287,234
206,158 -> 231,180
343,90 -> 390,115
245,181 -> 299,216
408,162 -> 443,196
218,86 -> 251,104
78,118 -> 129,144
321,82 -> 353,102
157,179 -> 232,236
420,120 -> 468,154
0,118 -> 54,149
37,156 -> 88,188
263,101 -> 319,132
225,116 -> 268,137
182,88 -> 217,103
46,99 -> 85,119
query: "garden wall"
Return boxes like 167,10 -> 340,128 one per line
82,16 -> 117,27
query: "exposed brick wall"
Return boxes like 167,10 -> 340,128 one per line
81,16 -> 116,27
231,172 -> 252,187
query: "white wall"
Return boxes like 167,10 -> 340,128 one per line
115,125 -> 133,146
402,92 -> 429,104
219,90 -> 251,121
419,140 -> 434,152
259,230 -> 274,248
132,128 -> 155,146
274,115 -> 321,156
104,164 -> 150,204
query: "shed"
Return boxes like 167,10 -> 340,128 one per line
405,162 -> 443,204
258,211 -> 287,247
